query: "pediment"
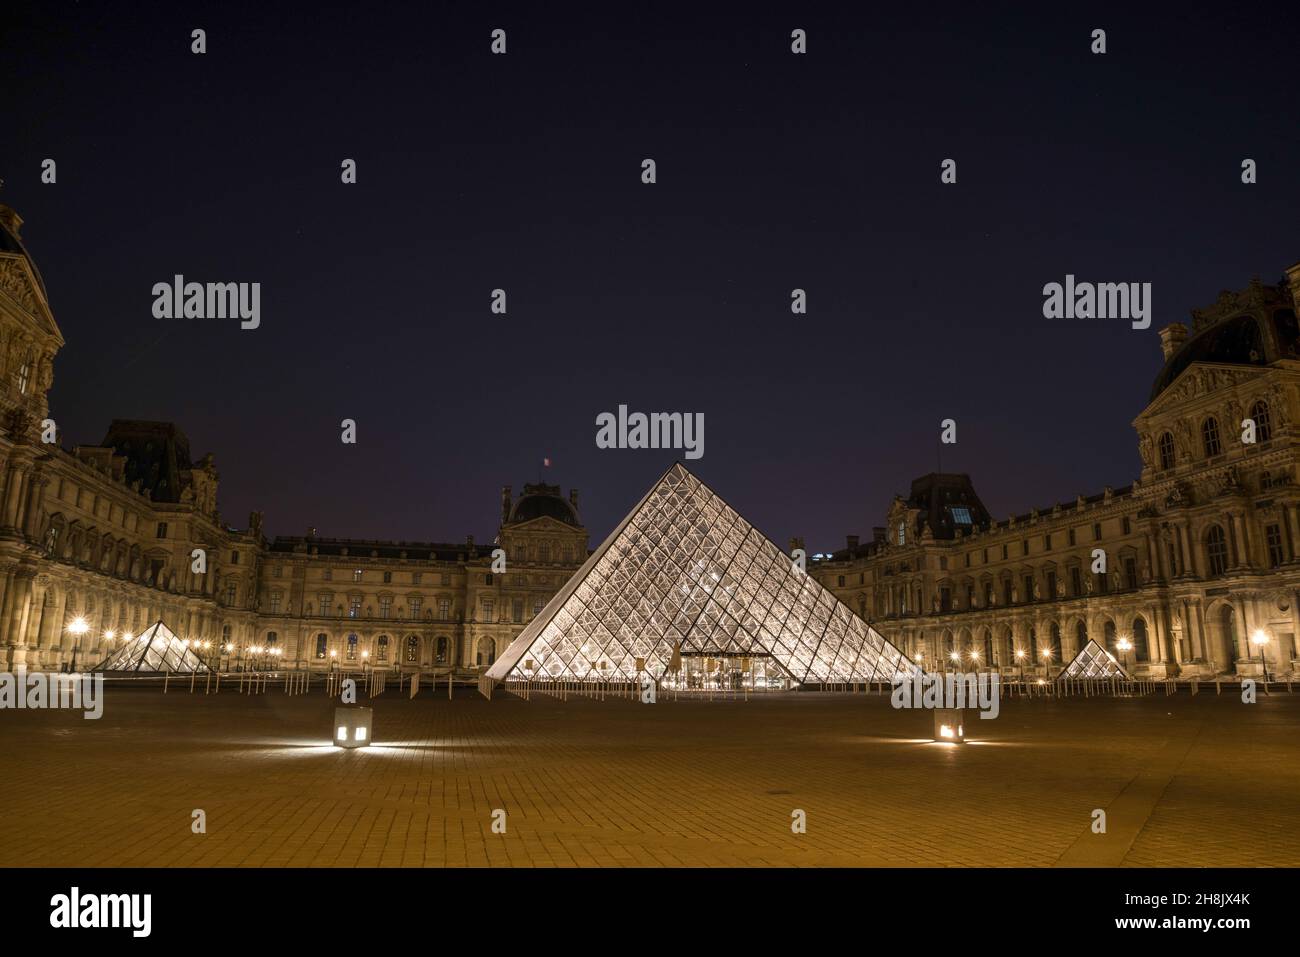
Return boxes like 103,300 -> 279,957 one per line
0,253 -> 63,345
1136,362 -> 1268,422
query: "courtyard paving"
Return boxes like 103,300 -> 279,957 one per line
0,681 -> 1296,867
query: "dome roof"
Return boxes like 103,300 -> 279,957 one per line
1149,280 -> 1299,402
508,484 -> 580,526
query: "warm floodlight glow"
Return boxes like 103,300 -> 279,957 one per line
1251,629 -> 1269,647
939,724 -> 955,739
337,726 -> 346,740
969,649 -> 980,661
1116,637 -> 1133,653
329,650 -> 338,658
355,727 -> 367,741
362,650 -> 369,659
68,618 -> 89,635
1014,648 -> 1026,660
104,630 -> 115,641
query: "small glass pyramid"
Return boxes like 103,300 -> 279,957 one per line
93,620 -> 209,673
486,463 -> 912,687
1058,638 -> 1130,679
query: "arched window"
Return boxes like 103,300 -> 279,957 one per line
315,633 -> 327,658
1250,399 -> 1272,442
477,637 -> 496,667
346,633 -> 358,660
1027,626 -> 1038,660
1158,432 -> 1175,470
1201,416 -> 1222,457
982,629 -> 994,664
265,631 -> 278,647
377,635 -> 389,661
1104,620 -> 1117,656
897,521 -> 906,546
1132,618 -> 1150,662
1049,622 -> 1062,663
436,636 -> 448,663
1076,620 -> 1088,653
1205,525 -> 1228,577
406,635 -> 418,662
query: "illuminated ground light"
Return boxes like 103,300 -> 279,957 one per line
933,707 -> 967,745
333,706 -> 373,749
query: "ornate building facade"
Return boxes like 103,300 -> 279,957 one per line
812,265 -> 1300,679
0,203 -> 587,675
4,198 -> 1298,681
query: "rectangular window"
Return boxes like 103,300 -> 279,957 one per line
481,598 -> 495,621
353,569 -> 363,583
964,552 -> 971,568
1046,570 -> 1057,599
269,594 -> 282,614
837,575 -> 846,587
412,572 -> 422,584
1124,557 -> 1138,590
231,550 -> 240,565
1068,528 -> 1076,546
1093,523 -> 1102,541
349,597 -> 362,618
379,596 -> 392,618
1266,523 -> 1285,568
1022,540 -> 1030,557
274,564 -> 283,578
1122,517 -> 1132,536
383,571 -> 392,584
939,587 -> 951,613
513,598 -> 524,623
441,573 -> 451,586
1001,544 -> 1008,560
1023,575 -> 1035,602
323,568 -> 333,581
156,522 -> 168,538
410,597 -> 423,618
319,593 -> 333,616
1044,534 -> 1052,551
1070,567 -> 1082,597
1003,580 -> 1013,606
439,598 -> 450,620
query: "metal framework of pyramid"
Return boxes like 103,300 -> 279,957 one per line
1058,638 -> 1130,679
93,620 -> 209,673
485,463 -> 913,688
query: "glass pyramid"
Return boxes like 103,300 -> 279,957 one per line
1058,638 -> 1130,679
93,620 -> 209,673
486,463 -> 912,687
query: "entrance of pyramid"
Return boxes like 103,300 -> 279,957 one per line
665,652 -> 794,693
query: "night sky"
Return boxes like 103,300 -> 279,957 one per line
5,2 -> 1298,551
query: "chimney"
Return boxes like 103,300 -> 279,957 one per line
872,526 -> 886,543
846,534 -> 860,550
1286,260 -> 1300,313
788,536 -> 805,554
1158,323 -> 1187,361
501,486 -> 512,523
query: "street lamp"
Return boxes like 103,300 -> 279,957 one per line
1014,647 -> 1026,684
1116,636 -> 1133,673
66,617 -> 89,671
1251,629 -> 1270,682
1040,646 -> 1053,674
948,650 -> 961,674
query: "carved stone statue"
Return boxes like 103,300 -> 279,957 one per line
1138,432 -> 1154,469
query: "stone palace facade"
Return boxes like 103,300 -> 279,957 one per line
2,199 -> 1297,679
812,262 -> 1300,678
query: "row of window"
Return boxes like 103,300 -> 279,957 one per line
1155,400 -> 1272,470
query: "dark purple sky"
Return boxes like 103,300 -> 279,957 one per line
6,2 -> 1298,550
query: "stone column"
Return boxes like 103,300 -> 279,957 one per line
1,464 -> 28,530
4,571 -> 34,668
1285,504 -> 1300,562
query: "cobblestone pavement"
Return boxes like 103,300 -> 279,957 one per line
1,682 -> 1296,867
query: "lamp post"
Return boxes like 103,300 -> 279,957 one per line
1014,647 -> 1026,685
948,650 -> 961,675
968,648 -> 981,674
1251,629 -> 1270,682
1040,646 -> 1053,676
1116,636 -> 1133,673
66,617 -> 89,671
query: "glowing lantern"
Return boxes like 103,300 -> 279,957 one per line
334,706 -> 372,749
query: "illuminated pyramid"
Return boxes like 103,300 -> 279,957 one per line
93,620 -> 209,673
1058,638 -> 1130,679
485,463 -> 912,688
